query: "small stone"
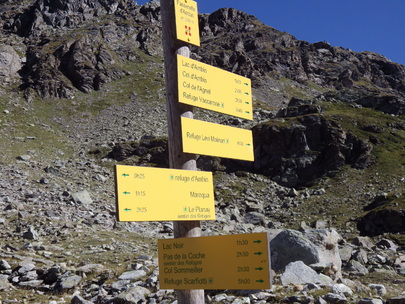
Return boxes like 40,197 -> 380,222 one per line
0,260 -> 11,270
322,293 -> 347,303
77,264 -> 104,274
71,295 -> 94,304
345,260 -> 369,275
57,275 -> 82,290
387,295 -> 405,304
280,261 -> 333,286
39,177 -> 49,184
18,280 -> 43,288
118,270 -> 146,281
111,279 -> 131,291
352,236 -> 374,249
18,263 -> 35,274
0,275 -> 10,291
72,190 -> 93,205
116,286 -> 151,303
332,283 -> 353,297
368,284 -> 387,296
23,226 -> 39,240
358,298 -> 384,304
339,245 -> 354,262
17,155 -> 31,161
376,239 -> 398,251
3,110 -> 9,114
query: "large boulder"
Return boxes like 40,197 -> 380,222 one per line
0,45 -> 21,85
270,229 -> 342,279
358,193 -> 404,236
226,115 -> 373,187
280,261 -> 333,286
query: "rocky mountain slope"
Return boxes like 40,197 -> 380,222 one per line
0,0 -> 404,303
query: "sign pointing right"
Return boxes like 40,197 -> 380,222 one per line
177,55 -> 253,120
158,232 -> 271,290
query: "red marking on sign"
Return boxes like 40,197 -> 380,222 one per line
185,26 -> 192,36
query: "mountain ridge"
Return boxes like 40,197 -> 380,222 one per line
0,0 -> 404,302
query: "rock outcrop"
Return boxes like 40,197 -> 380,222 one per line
0,45 -> 22,85
358,192 -> 405,236
197,9 -> 405,115
2,0 -> 162,98
0,1 -> 404,302
2,0 -> 405,110
270,229 -> 342,279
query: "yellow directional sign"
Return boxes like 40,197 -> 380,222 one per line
177,55 -> 253,120
115,165 -> 215,221
181,117 -> 254,161
174,0 -> 200,46
158,232 -> 271,290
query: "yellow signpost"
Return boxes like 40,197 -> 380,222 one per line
181,117 -> 254,161
174,0 -> 200,46
158,232 -> 271,290
177,55 -> 253,120
115,165 -> 215,221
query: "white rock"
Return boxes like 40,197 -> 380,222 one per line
332,283 -> 353,297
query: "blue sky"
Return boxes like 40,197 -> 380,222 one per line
136,0 -> 405,66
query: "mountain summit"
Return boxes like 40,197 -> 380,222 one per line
0,1 -> 404,302
1,0 -> 404,114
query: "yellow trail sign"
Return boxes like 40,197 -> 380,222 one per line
158,232 -> 271,290
177,55 -> 253,120
181,117 -> 254,161
174,0 -> 200,46
115,165 -> 215,221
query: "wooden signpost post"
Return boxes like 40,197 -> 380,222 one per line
115,1 -> 270,303
161,0 -> 204,303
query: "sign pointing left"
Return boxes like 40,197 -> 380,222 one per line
115,165 -> 215,222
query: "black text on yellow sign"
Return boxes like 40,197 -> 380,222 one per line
114,165 -> 215,222
177,55 -> 253,120
158,232 -> 271,290
181,117 -> 254,161
174,0 -> 200,46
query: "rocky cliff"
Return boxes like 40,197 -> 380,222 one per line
2,1 -> 405,110
0,0 -> 404,303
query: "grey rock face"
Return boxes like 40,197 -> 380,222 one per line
56,275 -> 82,290
358,201 -> 405,236
0,260 -> 11,271
271,229 -> 319,271
368,284 -> 387,296
332,284 -> 353,297
116,286 -> 151,304
22,226 -> 39,240
387,295 -> 405,304
280,261 -> 333,286
0,45 -> 21,84
118,270 -> 146,281
0,275 -> 11,291
71,295 -> 94,304
77,264 -> 104,274
344,260 -> 369,275
270,229 -> 342,279
72,190 -> 93,205
358,299 -> 384,304
247,115 -> 374,187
